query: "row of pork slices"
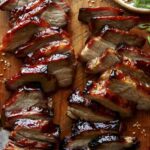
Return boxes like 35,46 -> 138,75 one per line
62,7 -> 150,150
0,0 -> 75,149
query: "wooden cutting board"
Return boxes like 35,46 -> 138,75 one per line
0,0 -> 150,149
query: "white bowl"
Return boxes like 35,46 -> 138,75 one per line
113,0 -> 150,14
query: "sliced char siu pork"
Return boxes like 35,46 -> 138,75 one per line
15,28 -> 69,57
102,28 -> 145,48
112,62 -> 150,91
71,120 -> 121,138
80,36 -> 115,62
0,0 -> 32,11
9,125 -> 60,150
2,87 -> 53,129
25,39 -> 72,63
10,1 -> 68,28
78,7 -> 124,24
44,53 -> 75,87
62,134 -> 138,150
117,46 -> 150,76
0,17 -> 45,52
87,68 -> 150,112
90,16 -> 140,35
86,48 -> 121,74
67,90 -> 116,122
86,79 -> 134,117
6,64 -> 57,93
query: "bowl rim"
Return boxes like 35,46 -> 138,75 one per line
113,0 -> 150,14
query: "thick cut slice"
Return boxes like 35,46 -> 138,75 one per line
15,28 -> 69,57
0,0 -> 31,11
100,69 -> 150,110
9,129 -> 59,149
45,53 -> 75,87
9,0 -> 46,27
40,2 -> 68,27
86,48 -> 121,74
53,0 -> 70,12
26,39 -> 72,64
87,80 -> 133,117
6,64 -> 57,92
67,90 -> 115,122
102,28 -> 145,48
117,46 -> 150,76
118,46 -> 150,63
62,135 -> 138,150
80,37 -> 115,62
78,7 -> 124,24
90,16 -> 139,34
0,17 -> 44,52
113,63 -> 150,91
2,87 -> 52,128
71,120 -> 121,138
10,1 -> 67,28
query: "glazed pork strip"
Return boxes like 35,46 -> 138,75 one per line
10,1 -> 68,28
112,63 -> 150,91
6,64 -> 57,93
62,134 -> 138,150
90,16 -> 140,35
2,88 -> 53,128
102,28 -> 146,48
15,28 -> 69,57
9,0 -> 47,27
67,90 -> 115,122
78,7 -> 124,24
80,36 -> 115,62
87,79 -> 133,117
0,0 -> 33,11
71,120 -> 121,139
100,69 -> 150,110
45,53 -> 75,87
117,46 -> 150,76
86,48 -> 121,74
5,140 -> 54,150
0,17 -> 45,52
9,128 -> 59,150
25,39 -> 72,64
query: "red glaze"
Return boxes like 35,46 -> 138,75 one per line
90,16 -> 140,34
78,7 -> 124,23
101,28 -> 146,48
6,64 -> 57,92
10,1 -> 68,28
25,39 -> 72,64
89,80 -> 133,110
15,28 -> 69,57
9,0 -> 46,27
68,90 -> 116,119
1,17 -> 48,52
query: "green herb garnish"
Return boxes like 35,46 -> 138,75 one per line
134,0 -> 150,9
147,36 -> 150,45
138,23 -> 150,32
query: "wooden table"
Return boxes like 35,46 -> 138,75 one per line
0,0 -> 150,149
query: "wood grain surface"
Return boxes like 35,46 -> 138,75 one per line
0,0 -> 150,149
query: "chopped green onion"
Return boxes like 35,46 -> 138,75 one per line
147,36 -> 150,45
138,23 -> 150,29
146,27 -> 150,32
134,0 -> 150,9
